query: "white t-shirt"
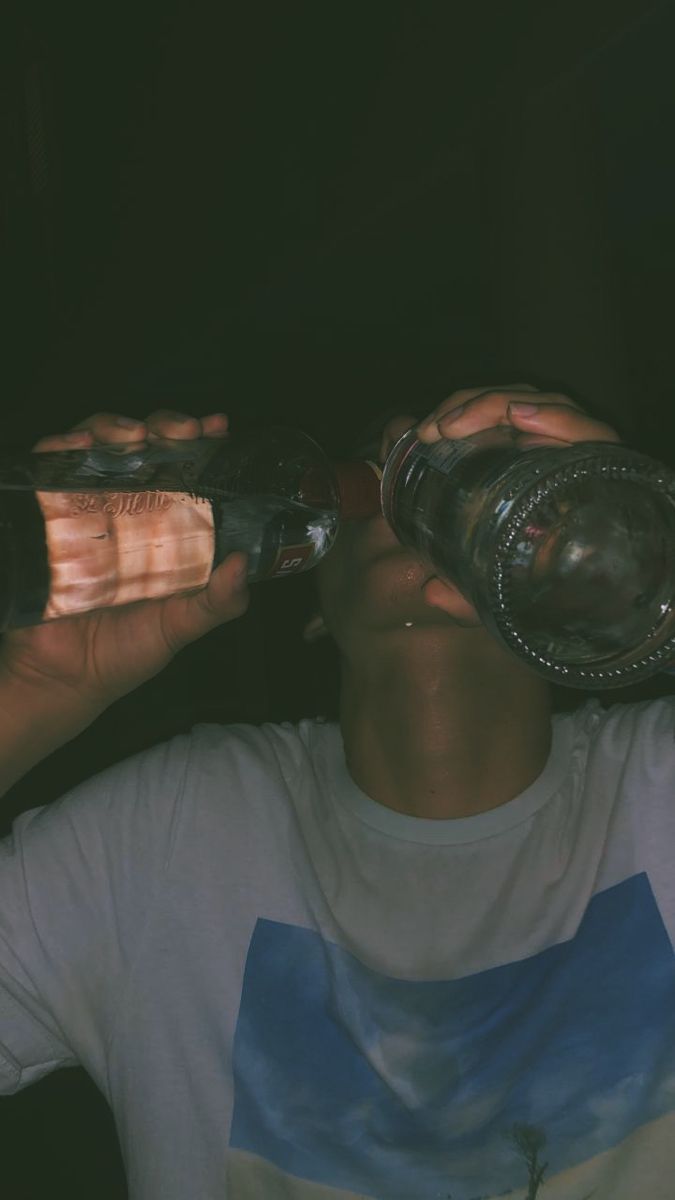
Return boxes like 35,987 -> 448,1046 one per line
0,697 -> 674,1199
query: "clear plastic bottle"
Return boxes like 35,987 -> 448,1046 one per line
4,422 -> 675,689
0,428 -> 379,630
381,426 -> 675,688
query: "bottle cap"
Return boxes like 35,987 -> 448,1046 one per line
332,460 -> 383,519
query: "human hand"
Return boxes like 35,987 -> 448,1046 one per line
380,385 -> 621,620
0,409 -> 250,710
414,383 -> 621,449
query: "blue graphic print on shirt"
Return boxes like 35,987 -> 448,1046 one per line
230,873 -> 675,1198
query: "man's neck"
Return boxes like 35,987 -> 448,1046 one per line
338,629 -> 552,820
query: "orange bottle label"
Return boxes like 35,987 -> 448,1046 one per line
36,489 -> 215,618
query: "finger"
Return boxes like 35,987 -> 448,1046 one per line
162,552 -> 250,651
199,412 -> 230,437
415,388 -> 495,442
416,385 -> 540,442
32,428 -> 95,453
145,409 -> 201,441
32,412 -> 146,453
145,409 -> 230,443
445,383 -> 539,409
32,411 -> 230,455
509,433 -> 577,450
72,412 -> 147,443
507,402 -> 621,444
421,391 -> 583,442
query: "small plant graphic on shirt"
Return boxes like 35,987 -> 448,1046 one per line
506,1123 -> 548,1198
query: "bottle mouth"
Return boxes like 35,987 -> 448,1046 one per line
333,459 -> 383,520
487,451 -> 675,688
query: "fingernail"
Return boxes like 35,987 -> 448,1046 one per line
509,402 -> 539,417
116,416 -> 144,428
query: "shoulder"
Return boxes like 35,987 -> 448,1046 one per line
582,694 -> 675,752
7,718 -> 332,867
153,717 -> 338,882
571,694 -> 675,789
184,715 -> 332,782
167,716 -> 336,830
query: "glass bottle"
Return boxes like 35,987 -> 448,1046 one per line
0,428 -> 379,631
381,426 -> 675,688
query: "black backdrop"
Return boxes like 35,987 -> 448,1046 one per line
2,1 -> 675,1194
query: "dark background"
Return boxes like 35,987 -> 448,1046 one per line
1,1 -> 675,1194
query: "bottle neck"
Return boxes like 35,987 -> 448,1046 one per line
332,460 -> 383,520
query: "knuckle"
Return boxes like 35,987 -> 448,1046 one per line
76,411 -> 117,428
439,399 -> 473,424
147,409 -> 194,425
547,392 -> 579,409
72,412 -> 141,438
448,387 -> 479,404
489,389 -> 520,404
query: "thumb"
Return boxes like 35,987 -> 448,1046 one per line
164,553 -> 250,650
422,576 -> 482,626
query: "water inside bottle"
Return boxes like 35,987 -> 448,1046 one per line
504,475 -> 675,663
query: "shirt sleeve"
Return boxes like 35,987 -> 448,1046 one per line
0,729 -> 193,1094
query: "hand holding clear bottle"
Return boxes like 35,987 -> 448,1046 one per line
379,385 -> 622,622
380,387 -> 675,687
1,387 -> 673,697
0,409 -> 251,709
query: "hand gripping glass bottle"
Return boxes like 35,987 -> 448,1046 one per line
381,426 -> 675,688
1,423 -> 674,689
0,428 -> 379,631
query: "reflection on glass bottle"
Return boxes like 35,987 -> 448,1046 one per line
0,428 -> 377,630
382,427 -> 675,688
